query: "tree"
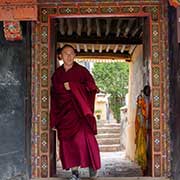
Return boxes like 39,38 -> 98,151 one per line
92,62 -> 129,122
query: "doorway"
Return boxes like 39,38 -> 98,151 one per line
31,2 -> 170,178
49,15 -> 151,178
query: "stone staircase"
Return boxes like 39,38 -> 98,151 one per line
96,123 -> 123,152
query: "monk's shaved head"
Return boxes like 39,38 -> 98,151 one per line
59,44 -> 77,54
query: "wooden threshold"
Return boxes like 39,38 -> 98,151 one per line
32,177 -> 169,180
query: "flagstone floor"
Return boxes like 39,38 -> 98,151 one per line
56,151 -> 142,178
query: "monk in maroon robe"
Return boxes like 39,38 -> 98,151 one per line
50,44 -> 101,180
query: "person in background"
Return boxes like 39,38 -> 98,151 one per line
135,85 -> 151,175
50,44 -> 101,180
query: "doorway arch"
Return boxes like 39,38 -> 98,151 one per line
31,1 -> 170,178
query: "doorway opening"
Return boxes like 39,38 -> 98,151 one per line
49,15 -> 151,178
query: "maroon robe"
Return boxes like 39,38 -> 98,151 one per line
50,62 -> 101,170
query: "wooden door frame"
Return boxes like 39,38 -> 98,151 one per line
48,13 -> 152,177
31,2 -> 170,178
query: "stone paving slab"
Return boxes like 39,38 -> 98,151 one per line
56,151 -> 142,178
47,151 -> 170,180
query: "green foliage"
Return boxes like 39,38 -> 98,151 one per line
92,62 -> 129,122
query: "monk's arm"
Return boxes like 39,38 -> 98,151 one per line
83,69 -> 100,93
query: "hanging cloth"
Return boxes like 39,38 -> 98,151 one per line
3,21 -> 23,41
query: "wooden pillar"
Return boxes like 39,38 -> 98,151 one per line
177,7 -> 180,43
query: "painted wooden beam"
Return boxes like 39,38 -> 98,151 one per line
77,52 -> 130,61
87,18 -> 92,37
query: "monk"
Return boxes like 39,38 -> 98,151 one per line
50,44 -> 101,180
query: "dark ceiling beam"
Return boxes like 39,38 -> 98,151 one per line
57,33 -> 142,44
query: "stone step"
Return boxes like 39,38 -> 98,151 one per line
97,127 -> 120,134
99,144 -> 122,152
96,133 -> 120,139
97,123 -> 121,128
97,138 -> 120,145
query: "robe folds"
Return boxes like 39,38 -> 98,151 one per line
50,62 -> 101,170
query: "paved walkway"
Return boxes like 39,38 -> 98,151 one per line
56,151 -> 142,178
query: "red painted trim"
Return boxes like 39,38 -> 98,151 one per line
47,14 -> 52,178
49,13 -> 151,19
48,11 -> 153,176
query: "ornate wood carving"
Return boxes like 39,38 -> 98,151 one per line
30,1 -> 170,178
0,0 -> 37,20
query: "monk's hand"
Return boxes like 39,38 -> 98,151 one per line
64,82 -> 70,90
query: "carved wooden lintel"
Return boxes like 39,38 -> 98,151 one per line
77,52 -> 131,62
0,0 -> 37,21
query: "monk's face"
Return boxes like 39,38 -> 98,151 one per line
60,46 -> 76,67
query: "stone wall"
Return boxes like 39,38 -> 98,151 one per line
126,45 -> 144,160
0,22 -> 31,180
